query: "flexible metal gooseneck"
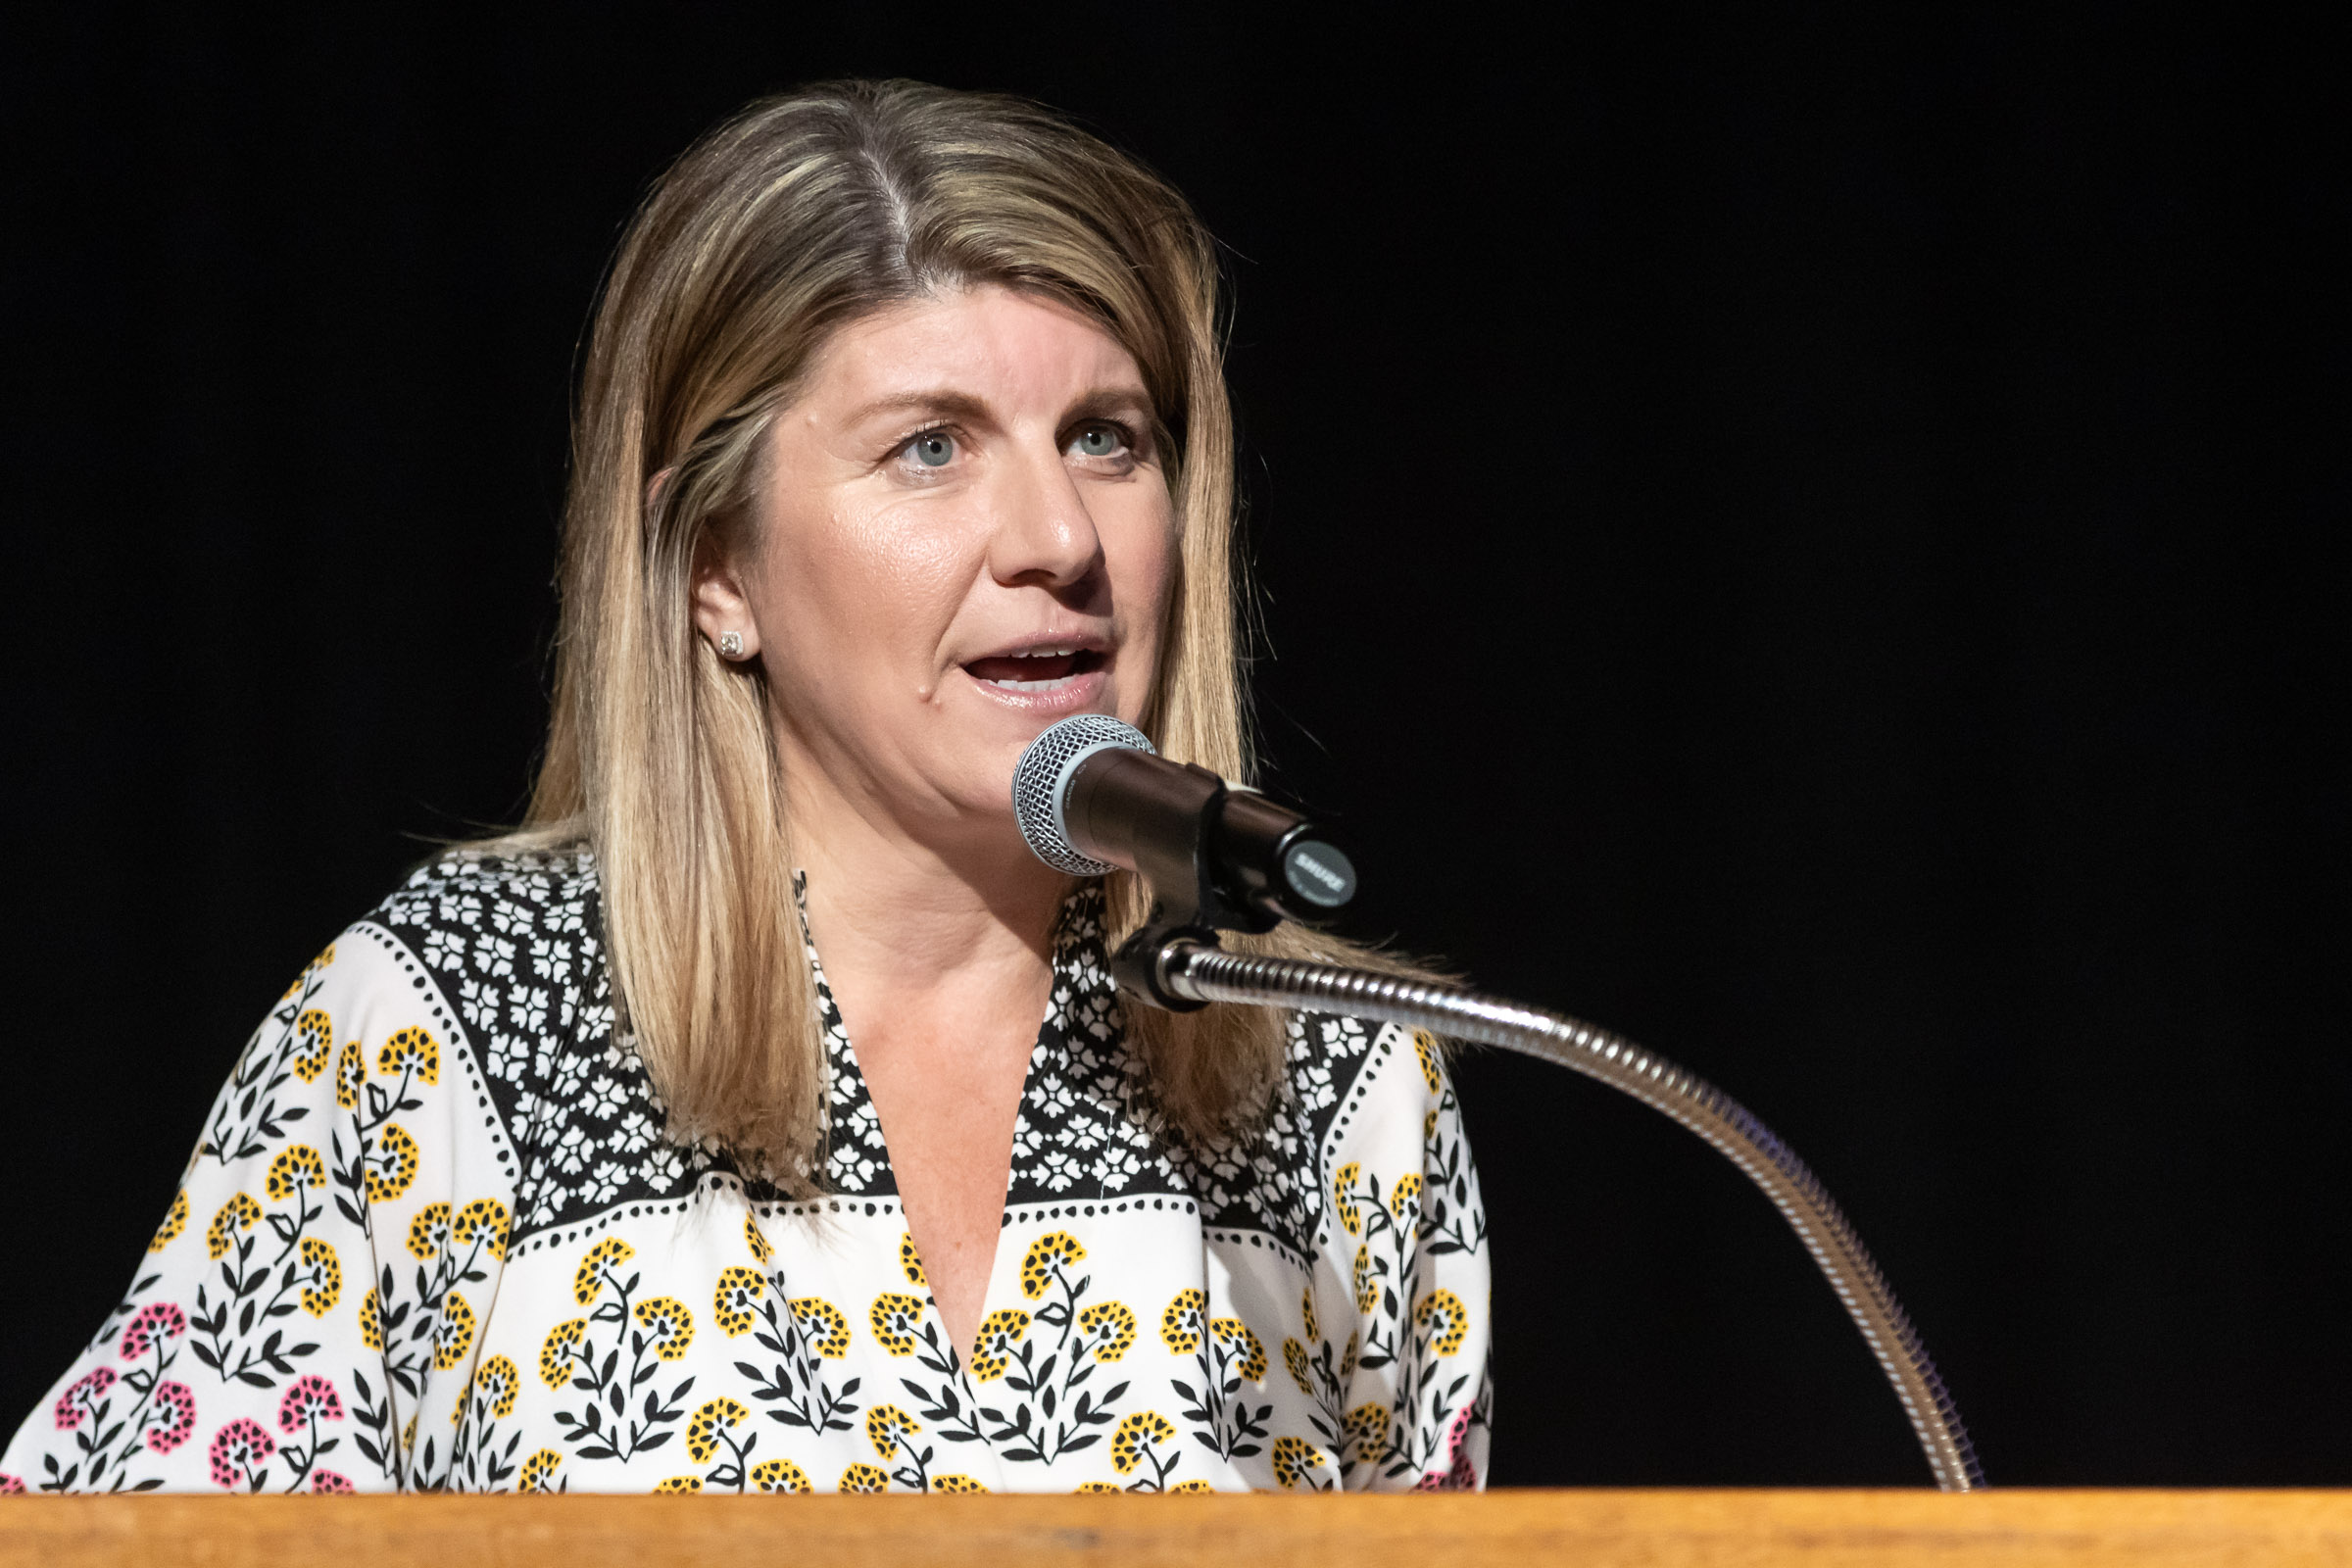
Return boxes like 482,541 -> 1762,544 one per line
1148,938 -> 1986,1493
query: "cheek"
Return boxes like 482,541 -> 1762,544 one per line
764,501 -> 977,676
1108,501 -> 1181,660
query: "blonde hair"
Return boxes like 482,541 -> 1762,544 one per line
498,79 -> 1389,1189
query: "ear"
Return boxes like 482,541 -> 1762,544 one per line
689,530 -> 760,661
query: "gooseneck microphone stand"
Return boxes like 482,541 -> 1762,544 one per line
1131,936 -> 1986,1494
1013,713 -> 1984,1492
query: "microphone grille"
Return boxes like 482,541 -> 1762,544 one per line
1013,713 -> 1154,875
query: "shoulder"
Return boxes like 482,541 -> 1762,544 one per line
366,847 -> 605,1034
363,844 -> 702,1237
371,844 -> 602,946
1177,1012 -> 1443,1262
359,843 -> 613,1103
1280,1011 -> 1446,1162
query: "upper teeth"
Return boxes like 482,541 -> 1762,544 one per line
1020,647 -> 1077,658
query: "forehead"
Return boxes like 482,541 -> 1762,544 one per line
807,283 -> 1150,411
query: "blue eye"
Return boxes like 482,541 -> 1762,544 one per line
911,433 -> 955,467
1072,424 -> 1122,458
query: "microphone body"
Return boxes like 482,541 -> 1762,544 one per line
1013,715 -> 1357,932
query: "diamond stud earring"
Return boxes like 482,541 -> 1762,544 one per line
716,631 -> 744,660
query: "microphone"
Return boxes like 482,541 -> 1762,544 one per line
1012,714 -> 1357,931
1009,726 -> 1984,1494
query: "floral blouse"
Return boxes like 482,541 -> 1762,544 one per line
3,851 -> 1490,1495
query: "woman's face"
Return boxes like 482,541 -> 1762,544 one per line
699,283 -> 1178,845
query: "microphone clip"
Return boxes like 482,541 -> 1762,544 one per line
1108,762 -> 1264,1012
1106,763 -> 1363,1012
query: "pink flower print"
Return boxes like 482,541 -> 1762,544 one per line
208,1417 -> 276,1491
1401,1400 -> 1477,1494
309,1470 -> 355,1494
1411,1402 -> 1480,1492
1446,1430 -> 1481,1491
53,1366 -> 116,1430
276,1374 -> 346,1433
119,1302 -> 189,1359
0,1474 -> 24,1494
144,1382 -> 198,1454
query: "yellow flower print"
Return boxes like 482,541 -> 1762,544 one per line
1340,1330 -> 1359,1380
870,1298 -> 921,1353
1389,1172 -> 1423,1223
1343,1403 -> 1391,1455
1159,1289 -> 1205,1354
790,1298 -> 851,1358
299,1237 -> 342,1316
654,1476 -> 703,1494
899,1233 -> 926,1288
1110,1410 -> 1176,1475
149,1189 -> 189,1253
1332,1162 -> 1363,1236
1412,1030 -> 1445,1094
573,1237 -> 636,1305
1168,1480 -> 1214,1494
291,1009 -> 334,1082
206,1193 -> 261,1259
435,1292 -> 477,1371
749,1458 -> 810,1494
931,1475 -> 988,1494
403,1412 -> 417,1457
1425,1107 -> 1440,1142
1271,1435 -> 1327,1490
376,1025 -> 441,1086
1414,1289 -> 1468,1355
406,1202 -> 452,1261
360,1289 -> 386,1352
475,1354 -> 520,1419
1019,1232 -> 1085,1298
745,1212 -> 773,1264
1300,1287 -> 1319,1344
712,1266 -> 762,1338
1077,1301 -> 1137,1361
837,1462 -> 889,1494
367,1124 -> 419,1202
540,1319 -> 586,1388
686,1396 -> 750,1463
865,1403 -> 921,1458
453,1199 -> 510,1260
1352,1245 -> 1379,1313
1283,1339 -> 1314,1396
518,1448 -> 563,1492
1210,1318 -> 1267,1383
1076,1481 -> 1123,1494
334,1042 -> 365,1110
967,1308 -> 1031,1382
634,1296 -> 695,1360
869,1293 -> 924,1356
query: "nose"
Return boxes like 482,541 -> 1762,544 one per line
984,436 -> 1103,593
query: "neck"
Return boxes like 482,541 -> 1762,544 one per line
781,752 -> 1072,1011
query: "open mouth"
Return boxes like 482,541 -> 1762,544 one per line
963,646 -> 1106,693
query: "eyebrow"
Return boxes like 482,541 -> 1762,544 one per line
841,385 -> 1154,427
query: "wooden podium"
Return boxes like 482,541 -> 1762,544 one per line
6,1491 -> 2352,1566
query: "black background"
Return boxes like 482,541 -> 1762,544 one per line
2,6 -> 2343,1487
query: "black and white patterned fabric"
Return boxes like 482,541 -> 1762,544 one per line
6,850 -> 1491,1495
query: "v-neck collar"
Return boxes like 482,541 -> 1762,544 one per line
799,878 -> 1110,1198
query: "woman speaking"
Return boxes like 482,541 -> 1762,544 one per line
4,80 -> 1490,1495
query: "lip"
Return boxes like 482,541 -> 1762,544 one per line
958,632 -> 1114,715
965,631 -> 1112,662
959,662 -> 1111,715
